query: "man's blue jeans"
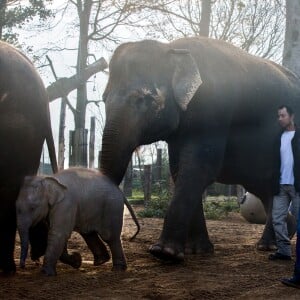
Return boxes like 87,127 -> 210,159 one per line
295,220 -> 300,271
272,185 -> 300,257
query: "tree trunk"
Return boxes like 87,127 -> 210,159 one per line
58,98 -> 66,170
283,0 -> 300,77
73,0 -> 93,166
200,0 -> 212,37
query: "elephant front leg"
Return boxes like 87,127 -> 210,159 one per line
0,212 -> 16,275
149,141 -> 224,262
29,220 -> 48,262
185,198 -> 214,255
149,186 -> 202,262
42,230 -> 71,276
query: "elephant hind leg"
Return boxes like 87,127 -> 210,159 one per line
81,232 -> 110,266
101,236 -> 127,271
59,245 -> 82,269
245,188 -> 277,251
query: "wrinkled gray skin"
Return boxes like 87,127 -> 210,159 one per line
0,41 -> 58,275
16,168 -> 140,276
100,37 -> 300,262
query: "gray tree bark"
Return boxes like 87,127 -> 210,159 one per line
283,0 -> 300,77
199,0 -> 212,37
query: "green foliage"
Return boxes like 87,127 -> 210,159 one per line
137,195 -> 239,219
138,197 -> 170,218
203,197 -> 240,220
0,0 -> 53,45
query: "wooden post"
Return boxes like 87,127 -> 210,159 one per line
144,164 -> 152,207
89,117 -> 95,169
155,148 -> 162,182
98,151 -> 102,170
123,158 -> 133,197
69,130 -> 75,167
46,55 -> 67,171
69,129 -> 88,167
58,98 -> 66,170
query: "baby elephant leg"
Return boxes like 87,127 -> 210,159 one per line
105,237 -> 127,271
81,232 -> 110,266
42,233 -> 69,276
59,245 -> 82,269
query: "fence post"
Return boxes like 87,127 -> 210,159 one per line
89,117 -> 95,169
144,164 -> 152,207
124,158 -> 133,197
69,130 -> 74,167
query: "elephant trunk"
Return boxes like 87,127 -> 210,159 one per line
100,121 -> 135,185
18,226 -> 30,268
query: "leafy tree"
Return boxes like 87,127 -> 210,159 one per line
0,0 -> 53,45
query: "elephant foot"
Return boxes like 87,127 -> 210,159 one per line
94,253 -> 110,266
185,239 -> 214,255
256,242 -> 277,251
41,265 -> 57,276
256,236 -> 277,251
0,260 -> 16,276
149,243 -> 184,262
60,251 -> 82,269
111,264 -> 127,271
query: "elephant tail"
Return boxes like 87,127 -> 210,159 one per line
123,197 -> 140,241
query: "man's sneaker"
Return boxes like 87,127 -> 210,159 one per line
268,252 -> 292,261
281,276 -> 300,289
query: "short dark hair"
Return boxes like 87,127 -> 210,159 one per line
278,105 -> 294,116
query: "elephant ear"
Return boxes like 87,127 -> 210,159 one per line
42,177 -> 67,206
169,49 -> 202,111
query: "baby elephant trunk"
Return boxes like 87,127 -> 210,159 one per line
18,227 -> 30,269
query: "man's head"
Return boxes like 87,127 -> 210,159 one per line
278,105 -> 295,131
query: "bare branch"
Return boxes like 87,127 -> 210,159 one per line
46,57 -> 108,101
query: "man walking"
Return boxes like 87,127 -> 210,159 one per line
269,105 -> 300,261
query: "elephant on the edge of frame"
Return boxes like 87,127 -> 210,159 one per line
0,41 -> 59,275
100,37 -> 300,262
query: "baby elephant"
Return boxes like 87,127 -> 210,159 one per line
16,167 -> 140,276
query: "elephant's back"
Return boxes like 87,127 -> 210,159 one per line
55,168 -> 122,200
0,41 -> 49,184
0,41 -> 48,117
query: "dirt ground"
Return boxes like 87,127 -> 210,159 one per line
2,207 -> 300,300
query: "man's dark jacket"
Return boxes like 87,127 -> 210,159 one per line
272,127 -> 300,195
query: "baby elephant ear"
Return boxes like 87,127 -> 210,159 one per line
169,49 -> 202,111
42,177 -> 67,206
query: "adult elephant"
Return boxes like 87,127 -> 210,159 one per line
0,41 -> 58,274
100,37 -> 300,261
